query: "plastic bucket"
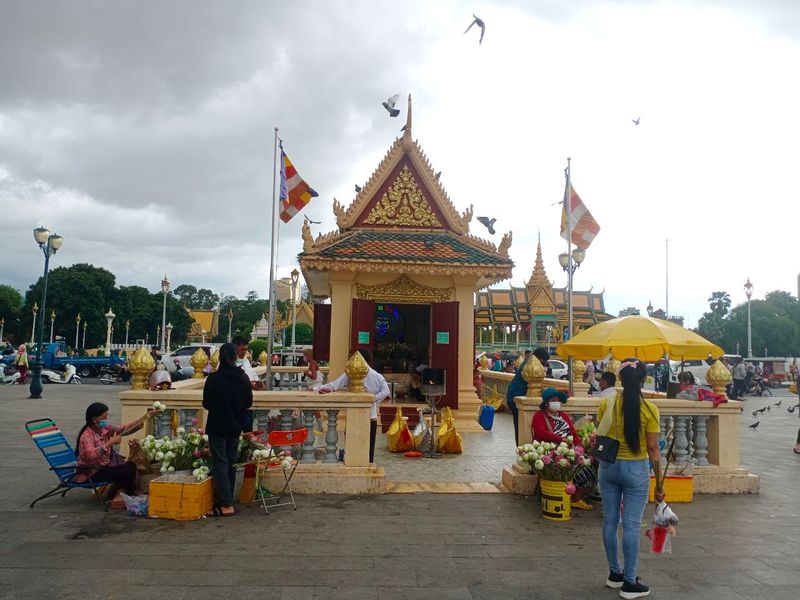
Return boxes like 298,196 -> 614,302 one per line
648,526 -> 669,553
540,479 -> 572,521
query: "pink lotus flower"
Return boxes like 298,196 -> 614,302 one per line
575,446 -> 584,455
542,454 -> 552,465
565,483 -> 577,495
191,417 -> 199,426
193,450 -> 202,458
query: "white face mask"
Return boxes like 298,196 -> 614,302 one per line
548,401 -> 562,411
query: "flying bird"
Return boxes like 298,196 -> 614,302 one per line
355,184 -> 362,193
749,421 -> 760,429
477,216 -> 496,235
773,400 -> 782,407
464,14 -> 486,44
632,116 -> 640,125
303,216 -> 321,225
382,94 -> 401,117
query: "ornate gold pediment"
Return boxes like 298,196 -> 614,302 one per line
363,166 -> 441,227
356,275 -> 453,303
530,288 -> 556,314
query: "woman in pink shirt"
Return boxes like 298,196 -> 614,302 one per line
76,402 -> 157,494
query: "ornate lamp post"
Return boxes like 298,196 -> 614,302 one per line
744,277 -> 753,358
74,313 -> 81,349
30,302 -> 38,345
290,268 -> 299,349
558,247 -> 586,395
160,274 -> 170,350
165,322 -> 173,353
104,308 -> 115,356
156,324 -> 161,348
82,320 -> 87,349
227,307 -> 233,343
125,319 -> 130,347
29,227 -> 64,399
49,310 -> 56,343
0,317 -> 4,343
201,329 -> 207,344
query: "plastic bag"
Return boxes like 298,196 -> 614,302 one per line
121,493 -> 148,516
386,407 -> 415,452
412,418 -> 432,453
647,500 -> 678,554
436,407 -> 463,454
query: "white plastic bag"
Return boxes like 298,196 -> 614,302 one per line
121,493 -> 148,516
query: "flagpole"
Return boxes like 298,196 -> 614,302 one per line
265,127 -> 279,389
566,157 -> 574,397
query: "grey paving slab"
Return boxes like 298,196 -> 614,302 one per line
1,383 -> 799,600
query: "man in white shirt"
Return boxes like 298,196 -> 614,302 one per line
318,349 -> 390,463
596,372 -> 617,398
232,336 -> 261,389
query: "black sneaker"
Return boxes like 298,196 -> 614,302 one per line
605,571 -> 624,589
619,578 -> 650,599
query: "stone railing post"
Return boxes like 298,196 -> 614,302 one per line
706,411 -> 741,469
302,410 -> 316,462
673,416 -> 690,463
324,410 -> 340,463
693,415 -> 709,466
279,409 -> 294,453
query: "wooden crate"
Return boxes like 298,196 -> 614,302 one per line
649,475 -> 693,503
148,474 -> 213,520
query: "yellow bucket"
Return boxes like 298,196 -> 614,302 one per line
540,479 -> 572,521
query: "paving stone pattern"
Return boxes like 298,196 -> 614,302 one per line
1,383 -> 799,599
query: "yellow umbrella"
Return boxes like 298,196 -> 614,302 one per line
555,315 -> 724,362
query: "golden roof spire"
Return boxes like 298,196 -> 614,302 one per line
528,234 -> 549,287
402,94 -> 412,149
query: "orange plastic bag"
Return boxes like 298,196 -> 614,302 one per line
386,407 -> 415,452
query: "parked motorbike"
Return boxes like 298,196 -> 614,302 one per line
1,364 -> 20,385
746,376 -> 772,397
99,364 -> 132,385
40,364 -> 81,385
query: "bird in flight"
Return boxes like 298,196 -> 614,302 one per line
382,94 -> 401,117
355,184 -> 362,193
632,116 -> 640,125
304,215 -> 321,225
749,421 -> 759,429
477,216 -> 496,235
464,14 -> 486,44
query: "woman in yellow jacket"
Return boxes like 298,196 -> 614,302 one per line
596,359 -> 663,599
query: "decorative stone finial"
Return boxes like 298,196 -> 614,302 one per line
522,356 -> 546,398
572,360 -> 586,385
129,346 -> 155,390
258,351 -> 268,366
706,359 -> 732,395
345,351 -> 369,393
302,219 -> 314,253
210,349 -> 220,372
514,355 -> 523,369
478,354 -> 488,370
190,347 -> 208,378
498,231 -> 513,256
170,409 -> 179,437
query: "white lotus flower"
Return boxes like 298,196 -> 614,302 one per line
176,426 -> 185,435
535,460 -> 544,470
156,452 -> 164,460
559,458 -> 568,467
167,466 -> 175,472
281,459 -> 292,470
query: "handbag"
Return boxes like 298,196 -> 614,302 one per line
593,394 -> 620,463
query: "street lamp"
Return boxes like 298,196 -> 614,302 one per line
744,277 -> 753,358
82,320 -> 87,349
201,329 -> 207,344
29,226 -> 64,399
165,322 -> 173,353
125,320 -> 130,347
160,274 -> 170,350
290,268 -> 299,350
49,310 -> 56,343
30,302 -> 38,345
156,324 -> 161,348
558,247 -> 586,395
0,317 -> 4,343
227,307 -> 233,343
105,308 -> 115,356
74,313 -> 81,350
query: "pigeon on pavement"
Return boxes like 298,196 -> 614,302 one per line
749,421 -> 759,429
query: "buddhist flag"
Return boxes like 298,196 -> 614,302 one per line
560,183 -> 600,250
279,148 -> 318,223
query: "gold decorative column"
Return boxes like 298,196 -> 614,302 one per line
706,360 -> 732,396
478,355 -> 488,370
518,357 -> 546,445
514,355 -> 523,369
523,356 -> 546,399
571,359 -> 590,397
190,348 -> 209,378
129,347 -> 155,390
605,358 -> 621,377
209,349 -> 220,373
258,351 -> 268,366
345,351 -> 369,393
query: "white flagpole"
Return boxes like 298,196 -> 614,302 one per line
265,127 -> 280,389
566,157 -> 574,396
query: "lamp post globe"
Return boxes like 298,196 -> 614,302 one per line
29,227 -> 63,399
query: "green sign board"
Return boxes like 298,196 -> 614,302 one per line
357,331 -> 370,345
436,331 -> 450,344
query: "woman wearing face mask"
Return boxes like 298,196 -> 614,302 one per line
531,387 -> 594,510
75,402 -> 157,494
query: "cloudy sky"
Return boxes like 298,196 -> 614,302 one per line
2,0 -> 799,326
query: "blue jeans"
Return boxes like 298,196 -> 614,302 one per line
209,435 -> 239,507
598,458 -> 651,583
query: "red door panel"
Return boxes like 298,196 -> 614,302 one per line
431,301 -> 459,409
350,298 -> 376,361
313,304 -> 331,362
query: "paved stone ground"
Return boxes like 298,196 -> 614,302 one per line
1,382 -> 799,599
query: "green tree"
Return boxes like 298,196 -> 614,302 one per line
294,322 -> 313,345
708,291 -> 731,316
173,284 -> 198,306
0,284 -> 22,317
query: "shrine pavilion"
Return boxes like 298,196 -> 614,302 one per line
299,96 -> 513,410
474,238 -> 613,351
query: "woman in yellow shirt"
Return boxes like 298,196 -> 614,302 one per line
596,359 -> 663,599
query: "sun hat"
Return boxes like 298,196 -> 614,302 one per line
541,387 -> 568,403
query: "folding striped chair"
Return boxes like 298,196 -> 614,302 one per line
255,428 -> 308,515
25,418 -> 113,511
